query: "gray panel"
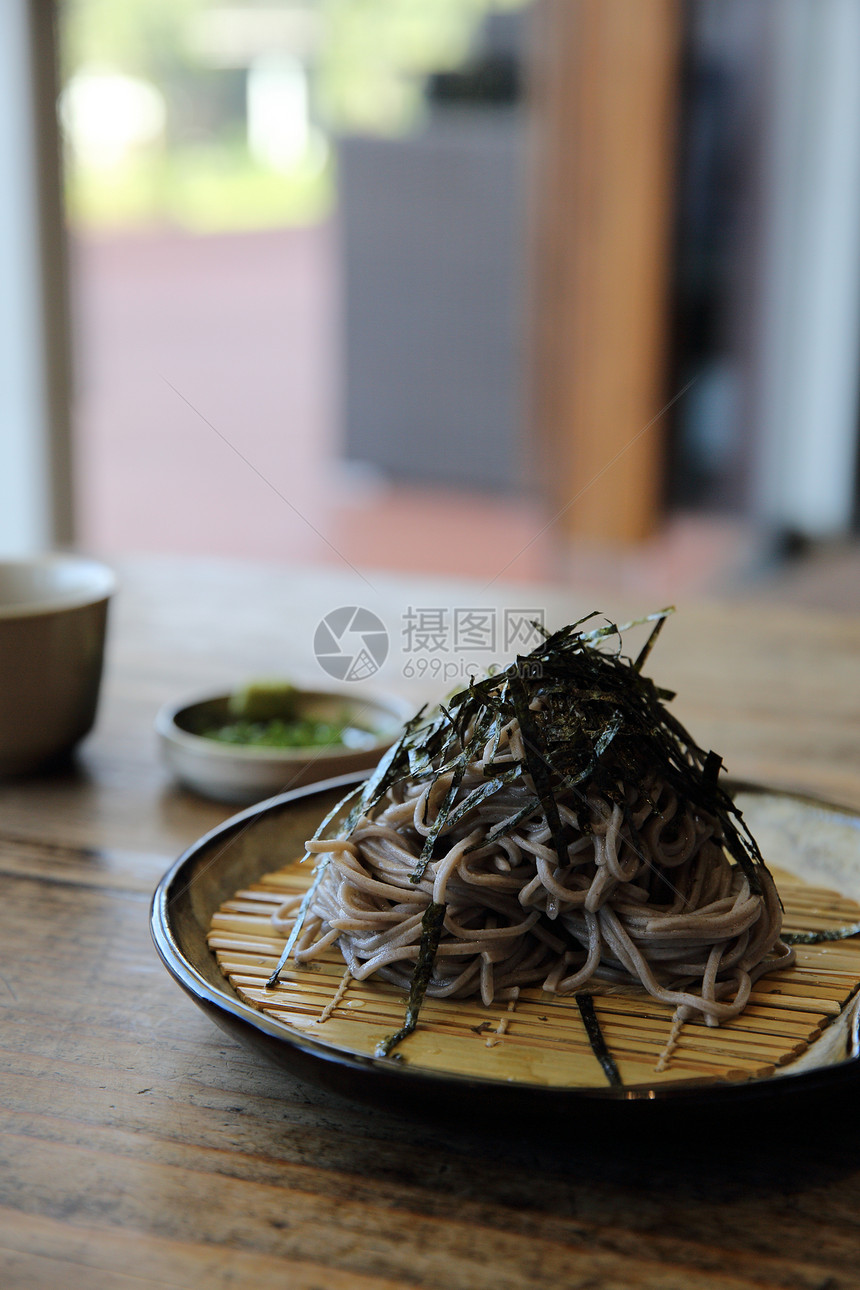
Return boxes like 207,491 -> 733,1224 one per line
338,109 -> 525,492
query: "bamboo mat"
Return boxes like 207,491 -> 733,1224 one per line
207,862 -> 860,1089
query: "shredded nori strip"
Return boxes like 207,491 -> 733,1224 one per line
267,707 -> 428,989
265,780 -> 365,988
633,610 -> 669,674
576,993 -> 623,1087
375,901 -> 446,1057
782,923 -> 860,945
468,795 -> 541,851
442,764 -> 521,832
510,672 -> 568,868
411,760 -> 467,884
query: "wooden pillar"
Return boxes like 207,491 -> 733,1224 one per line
528,0 -> 680,544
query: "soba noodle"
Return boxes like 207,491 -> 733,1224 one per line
268,613 -> 794,1060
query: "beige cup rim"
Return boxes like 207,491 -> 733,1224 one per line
0,553 -> 116,619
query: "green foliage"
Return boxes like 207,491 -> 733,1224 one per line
66,141 -> 332,232
61,0 -> 208,79
60,0 -> 529,230
315,0 -> 526,134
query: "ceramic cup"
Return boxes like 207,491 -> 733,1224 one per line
0,554 -> 116,775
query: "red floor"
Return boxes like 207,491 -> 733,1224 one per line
70,223 -> 759,597
70,224 -> 551,582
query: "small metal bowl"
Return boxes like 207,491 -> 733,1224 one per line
156,688 -> 410,804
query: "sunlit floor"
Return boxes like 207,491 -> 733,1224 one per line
70,224 -> 860,608
70,223 -> 555,583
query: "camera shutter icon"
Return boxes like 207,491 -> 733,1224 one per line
314,606 -> 389,681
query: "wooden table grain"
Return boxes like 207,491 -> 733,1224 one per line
3,556 -> 860,1290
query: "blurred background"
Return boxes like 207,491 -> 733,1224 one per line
4,0 -> 860,604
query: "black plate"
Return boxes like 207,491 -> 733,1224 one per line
151,775 -> 860,1123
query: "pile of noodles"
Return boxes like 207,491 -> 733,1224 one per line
269,614 -> 794,1043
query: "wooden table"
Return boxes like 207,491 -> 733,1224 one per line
3,556 -> 860,1290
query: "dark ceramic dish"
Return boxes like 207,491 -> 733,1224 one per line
151,775 -> 860,1123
